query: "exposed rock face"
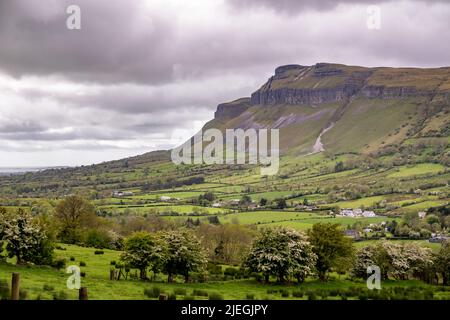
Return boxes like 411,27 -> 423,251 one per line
250,63 -> 372,105
247,63 -> 445,107
361,85 -> 421,99
214,97 -> 251,120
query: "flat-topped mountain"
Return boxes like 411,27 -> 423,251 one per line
209,63 -> 450,155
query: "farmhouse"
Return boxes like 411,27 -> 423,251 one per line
339,208 -> 377,218
112,190 -> 133,197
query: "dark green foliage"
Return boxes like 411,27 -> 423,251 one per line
51,258 -> 66,270
52,291 -> 68,300
208,292 -> 224,300
0,279 -> 10,300
43,284 -> 54,291
173,288 -> 187,296
144,286 -> 162,299
193,289 -> 208,297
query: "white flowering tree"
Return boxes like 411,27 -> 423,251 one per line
0,209 -> 53,265
244,227 -> 317,283
161,230 -> 208,283
351,241 -> 433,281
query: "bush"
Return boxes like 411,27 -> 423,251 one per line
51,258 -> 66,270
292,291 -> 304,298
144,286 -> 162,299
43,284 -> 54,292
173,288 -> 187,296
207,263 -> 223,275
83,229 -> 113,249
19,290 -> 28,300
208,292 -> 224,300
307,292 -> 317,300
110,261 -> 116,266
168,293 -> 177,300
79,261 -> 86,267
55,245 -> 66,251
94,250 -> 104,255
80,272 -> 86,278
53,291 -> 68,300
0,279 -> 10,300
70,257 -> 75,261
246,293 -> 255,300
224,267 -> 238,277
193,289 -> 208,297
280,289 -> 290,298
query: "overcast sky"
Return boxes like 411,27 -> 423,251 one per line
0,0 -> 449,167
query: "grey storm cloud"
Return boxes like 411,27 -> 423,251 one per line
0,0 -> 177,84
227,0 -> 448,13
0,0 -> 450,166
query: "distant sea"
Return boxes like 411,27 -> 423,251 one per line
0,167 -> 65,175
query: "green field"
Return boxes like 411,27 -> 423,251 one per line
1,243 -> 448,300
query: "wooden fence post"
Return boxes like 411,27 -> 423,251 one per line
11,273 -> 20,300
79,287 -> 88,300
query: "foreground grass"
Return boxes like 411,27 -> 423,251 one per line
1,243 -> 449,300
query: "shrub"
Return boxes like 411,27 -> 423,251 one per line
246,293 -> 255,300
144,286 -> 162,299
94,250 -> 104,255
53,291 -> 68,300
110,261 -> 116,266
224,267 -> 238,277
174,288 -> 187,296
280,289 -> 290,298
83,229 -> 113,249
292,291 -> 304,298
70,257 -> 75,261
208,292 -> 224,300
19,290 -> 28,300
79,261 -> 86,267
307,292 -> 317,300
207,263 -> 222,275
51,258 -> 66,270
193,289 -> 208,297
168,293 -> 177,300
55,245 -> 66,251
43,284 -> 54,292
0,279 -> 10,300
80,272 -> 86,278
358,293 -> 368,300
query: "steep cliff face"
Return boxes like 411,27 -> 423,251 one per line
250,63 -> 372,105
249,63 -> 450,106
206,63 -> 450,155
214,97 -> 251,121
